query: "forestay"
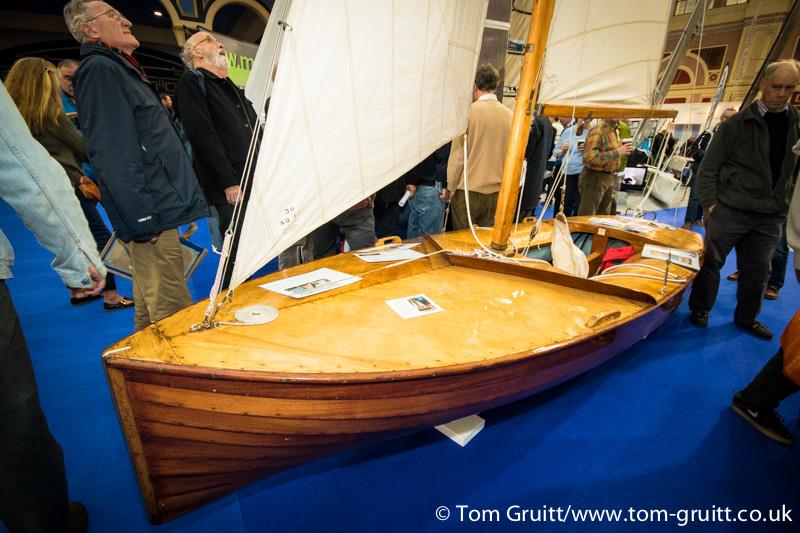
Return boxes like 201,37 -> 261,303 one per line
538,0 -> 672,110
232,0 -> 488,289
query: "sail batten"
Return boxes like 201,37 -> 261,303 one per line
232,0 -> 488,289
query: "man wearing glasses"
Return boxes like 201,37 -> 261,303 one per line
176,31 -> 257,288
63,1 -> 208,331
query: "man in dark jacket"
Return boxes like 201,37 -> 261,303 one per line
689,60 -> 800,340
64,0 -> 208,330
176,30 -> 257,287
520,114 -> 556,219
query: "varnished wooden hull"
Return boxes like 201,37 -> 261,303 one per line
103,219 -> 702,523
106,298 -> 681,523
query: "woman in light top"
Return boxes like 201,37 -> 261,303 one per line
5,57 -> 132,310
552,118 -> 588,217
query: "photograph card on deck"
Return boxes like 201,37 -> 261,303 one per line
385,293 -> 443,319
355,243 -> 423,263
260,267 -> 361,298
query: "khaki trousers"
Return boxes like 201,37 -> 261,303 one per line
577,169 -> 615,216
128,228 -> 192,331
450,189 -> 499,230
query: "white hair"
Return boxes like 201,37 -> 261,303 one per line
761,59 -> 800,82
179,38 -> 196,69
63,0 -> 93,44
180,34 -> 229,71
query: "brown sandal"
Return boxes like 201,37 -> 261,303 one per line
104,296 -> 134,311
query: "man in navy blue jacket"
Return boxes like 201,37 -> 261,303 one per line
64,0 -> 208,330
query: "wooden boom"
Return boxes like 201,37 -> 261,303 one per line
538,104 -> 679,120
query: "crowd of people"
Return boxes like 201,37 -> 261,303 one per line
0,0 -> 799,530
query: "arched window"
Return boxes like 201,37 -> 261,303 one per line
673,69 -> 692,85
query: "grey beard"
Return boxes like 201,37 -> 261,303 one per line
203,50 -> 229,70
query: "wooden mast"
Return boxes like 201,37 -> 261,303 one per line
490,0 -> 557,252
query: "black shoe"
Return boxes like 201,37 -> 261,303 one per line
69,501 -> 88,533
732,393 -> 794,446
70,293 -> 102,306
736,321 -> 773,340
689,310 -> 708,327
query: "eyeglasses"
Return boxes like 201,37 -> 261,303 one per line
84,8 -> 127,24
189,35 -> 220,51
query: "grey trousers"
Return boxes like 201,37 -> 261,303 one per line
312,205 -> 377,259
278,236 -> 314,270
688,203 -> 783,325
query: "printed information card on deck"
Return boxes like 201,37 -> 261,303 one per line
355,243 -> 423,263
385,293 -> 443,319
641,244 -> 700,271
260,268 -> 361,298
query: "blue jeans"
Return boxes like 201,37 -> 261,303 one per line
684,172 -> 703,224
407,184 -> 446,238
207,205 -> 222,250
76,191 -> 117,292
768,220 -> 788,290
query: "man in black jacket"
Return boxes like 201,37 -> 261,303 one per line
689,60 -> 799,340
176,30 -> 257,287
520,114 -> 556,219
64,0 -> 208,330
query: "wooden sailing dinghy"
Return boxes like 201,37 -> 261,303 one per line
102,0 -> 695,523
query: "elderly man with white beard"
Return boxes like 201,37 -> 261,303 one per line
176,31 -> 257,288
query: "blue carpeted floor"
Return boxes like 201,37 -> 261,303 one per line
2,200 -> 798,532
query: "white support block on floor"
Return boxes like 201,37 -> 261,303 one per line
435,414 -> 485,447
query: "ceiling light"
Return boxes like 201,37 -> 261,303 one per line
153,10 -> 163,17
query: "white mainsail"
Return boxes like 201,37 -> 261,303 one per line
230,0 -> 488,289
244,0 -> 291,118
538,0 -> 673,110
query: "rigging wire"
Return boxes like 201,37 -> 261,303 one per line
732,0 -> 764,93
198,0 -> 292,328
521,0 -> 588,254
627,0 -> 710,221
460,133 -> 524,264
667,0 -> 708,227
